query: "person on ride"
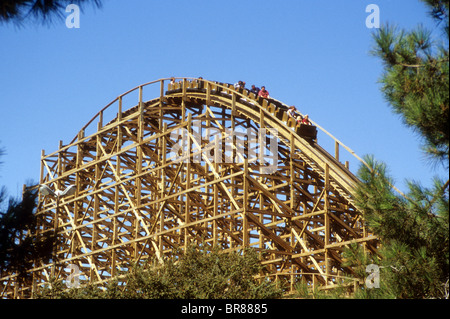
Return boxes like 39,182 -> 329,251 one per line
287,105 -> 302,123
258,86 -> 270,98
301,114 -> 311,125
250,85 -> 260,96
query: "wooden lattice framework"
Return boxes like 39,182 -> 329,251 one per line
1,78 -> 378,298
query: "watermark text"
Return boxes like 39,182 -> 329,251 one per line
365,4 -> 380,29
65,4 -> 80,29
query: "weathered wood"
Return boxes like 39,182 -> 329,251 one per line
0,78 -> 377,298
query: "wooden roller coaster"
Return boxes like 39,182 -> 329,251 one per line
1,78 -> 378,298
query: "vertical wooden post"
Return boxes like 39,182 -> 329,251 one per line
184,113 -> 192,250
259,107 -> 265,129
243,158 -> 249,248
232,92 -> 236,115
289,133 -> 296,288
182,78 -> 187,101
213,172 -> 218,247
57,140 -> 63,190
290,133 -> 295,209
139,85 -> 143,108
70,131 -> 83,263
134,89 -> 144,259
38,148 -> 46,282
111,198 -> 118,278
159,123 -> 167,256
39,150 -> 45,186
334,141 -> 339,162
159,80 -> 165,139
160,79 -> 165,101
206,81 -> 211,105
324,163 -> 330,285
111,123 -> 122,277
91,132 -> 101,282
99,111 -> 103,129
51,141 -> 63,277
118,96 -> 122,122
34,146 -> 44,297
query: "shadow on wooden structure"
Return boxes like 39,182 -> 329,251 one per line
0,78 -> 378,298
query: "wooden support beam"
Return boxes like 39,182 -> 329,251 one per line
3,78 -> 375,299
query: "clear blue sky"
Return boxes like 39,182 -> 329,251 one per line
0,0 -> 447,199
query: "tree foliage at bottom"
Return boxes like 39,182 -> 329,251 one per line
0,186 -> 55,285
343,155 -> 449,299
34,244 -> 283,299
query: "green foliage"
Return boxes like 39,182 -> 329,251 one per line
0,186 -> 55,284
343,0 -> 449,299
34,244 -> 283,299
0,0 -> 102,25
371,0 -> 449,165
293,281 -> 312,299
349,156 -> 449,298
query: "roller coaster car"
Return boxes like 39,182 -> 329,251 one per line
296,124 -> 318,141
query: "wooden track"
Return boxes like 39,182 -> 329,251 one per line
0,78 -> 377,298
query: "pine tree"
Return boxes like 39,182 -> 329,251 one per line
348,0 -> 449,299
0,150 -> 55,287
371,0 -> 449,164
352,156 -> 448,298
0,0 -> 101,25
0,185 -> 56,285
